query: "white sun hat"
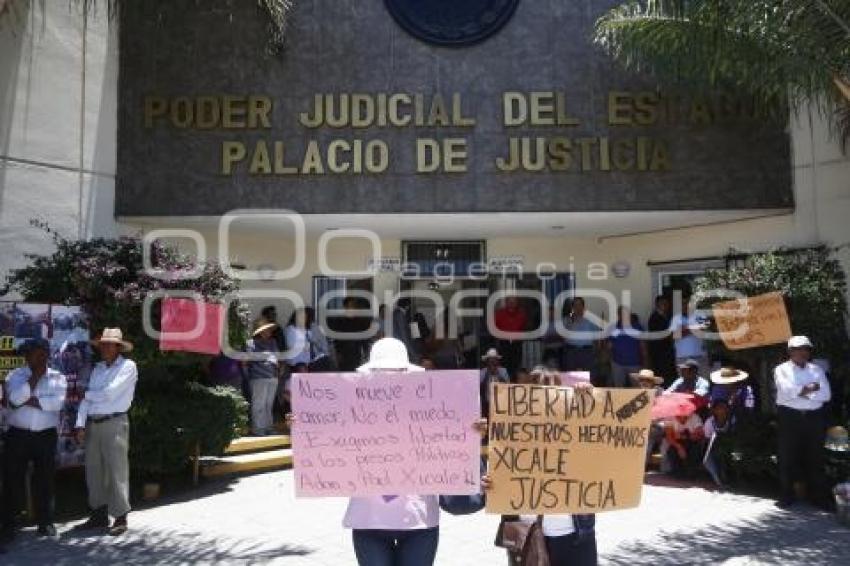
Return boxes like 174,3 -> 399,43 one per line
357,338 -> 423,372
787,335 -> 813,349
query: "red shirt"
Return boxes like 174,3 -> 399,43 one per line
494,307 -> 527,333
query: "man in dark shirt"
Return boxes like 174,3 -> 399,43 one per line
647,295 -> 676,387
328,297 -> 370,371
493,296 -> 527,376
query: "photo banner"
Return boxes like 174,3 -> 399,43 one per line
486,384 -> 652,514
0,302 -> 92,468
292,370 -> 481,497
712,291 -> 792,350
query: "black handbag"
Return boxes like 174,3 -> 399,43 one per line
439,457 -> 487,515
438,492 -> 485,515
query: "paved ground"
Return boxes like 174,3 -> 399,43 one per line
2,472 -> 847,565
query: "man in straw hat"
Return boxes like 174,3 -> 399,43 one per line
709,366 -> 755,419
73,328 -> 137,536
1,338 -> 66,543
774,335 -> 832,509
244,319 -> 283,436
630,368 -> 664,393
479,348 -> 509,417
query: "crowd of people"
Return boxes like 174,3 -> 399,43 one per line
0,293 -> 839,564
206,296 -> 837,506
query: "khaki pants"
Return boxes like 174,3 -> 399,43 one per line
85,414 -> 131,517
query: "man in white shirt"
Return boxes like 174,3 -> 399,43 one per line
73,328 -> 138,536
670,300 -> 709,379
774,335 -> 832,509
1,338 -> 66,542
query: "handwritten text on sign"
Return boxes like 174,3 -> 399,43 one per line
713,291 -> 792,350
486,384 -> 652,514
292,371 -> 481,497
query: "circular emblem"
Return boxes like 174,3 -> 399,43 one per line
384,0 -> 520,47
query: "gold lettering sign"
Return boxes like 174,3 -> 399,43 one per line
138,89 -> 761,176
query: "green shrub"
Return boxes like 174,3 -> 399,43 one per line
130,375 -> 248,478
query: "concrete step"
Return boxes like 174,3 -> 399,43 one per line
224,435 -> 291,455
200,448 -> 293,478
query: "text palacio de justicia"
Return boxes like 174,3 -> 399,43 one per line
142,91 -> 767,177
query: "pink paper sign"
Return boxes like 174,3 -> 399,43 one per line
159,298 -> 223,355
292,370 -> 481,497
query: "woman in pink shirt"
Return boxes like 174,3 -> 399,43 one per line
343,337 -> 482,566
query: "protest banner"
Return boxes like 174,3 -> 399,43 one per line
0,302 -> 93,467
159,297 -> 224,355
292,370 -> 481,497
712,291 -> 792,350
486,384 -> 652,514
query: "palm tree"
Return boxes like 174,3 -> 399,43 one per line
594,0 -> 850,147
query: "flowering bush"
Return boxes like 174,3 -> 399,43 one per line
2,220 -> 249,375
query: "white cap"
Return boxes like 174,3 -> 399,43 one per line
357,338 -> 423,372
787,335 -> 813,349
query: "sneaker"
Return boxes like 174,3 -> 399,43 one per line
36,524 -> 58,538
775,497 -> 796,509
108,515 -> 128,536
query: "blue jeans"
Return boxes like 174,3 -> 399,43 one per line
352,527 -> 439,566
546,532 -> 598,566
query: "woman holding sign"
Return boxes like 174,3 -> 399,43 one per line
338,337 -> 484,566
485,367 -> 598,566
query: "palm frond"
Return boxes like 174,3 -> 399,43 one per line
594,0 -> 850,133
259,0 -> 294,55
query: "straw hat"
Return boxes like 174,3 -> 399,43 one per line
481,348 -> 502,361
358,338 -> 423,372
710,367 -> 749,385
91,328 -> 133,352
629,368 -> 663,385
252,321 -> 277,337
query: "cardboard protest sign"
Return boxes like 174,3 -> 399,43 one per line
486,384 -> 652,514
159,297 -> 224,355
292,370 -> 481,497
712,291 -> 792,350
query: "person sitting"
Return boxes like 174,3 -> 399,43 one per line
629,368 -> 664,396
709,366 -> 755,419
666,359 -> 710,410
703,398 -> 735,488
630,369 -> 665,467
661,410 -> 705,478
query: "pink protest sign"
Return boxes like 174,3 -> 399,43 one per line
561,371 -> 590,386
159,298 -> 224,355
292,370 -> 481,497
